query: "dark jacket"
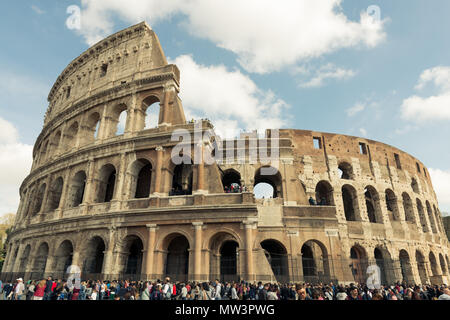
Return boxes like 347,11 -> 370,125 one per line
45,280 -> 53,293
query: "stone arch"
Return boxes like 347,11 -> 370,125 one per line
128,158 -> 153,198
18,244 -> 31,274
83,111 -> 101,144
425,201 -> 437,233
385,189 -> 400,221
301,240 -> 330,283
350,244 -> 368,284
315,181 -> 334,205
221,168 -> 241,191
32,242 -> 49,277
32,183 -> 46,216
46,177 -> 64,211
208,231 -> 240,281
254,166 -> 282,198
54,240 -> 74,276
49,131 -> 61,157
260,239 -> 289,282
338,161 -> 354,180
162,233 -> 190,281
433,205 -> 443,233
142,95 -> 161,129
63,121 -> 79,152
411,177 -> 419,194
374,246 -> 393,285
67,170 -> 86,207
415,250 -> 428,285
118,235 -> 144,277
111,103 -> 128,136
402,192 -> 415,222
439,253 -> 448,276
96,164 -> 116,203
342,184 -> 359,221
399,249 -> 414,284
170,157 -> 193,196
39,140 -> 49,163
416,199 -> 429,233
429,251 -> 439,277
364,186 -> 383,223
81,236 -> 106,276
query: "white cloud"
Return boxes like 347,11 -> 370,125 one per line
429,168 -> 450,213
31,5 -> 45,15
0,117 -> 33,215
74,0 -> 386,73
346,102 -> 365,116
298,64 -> 356,88
359,128 -> 367,137
401,66 -> 450,122
170,55 -> 290,137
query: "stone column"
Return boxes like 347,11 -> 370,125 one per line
161,84 -> 175,126
192,222 -> 204,281
82,159 -> 96,205
56,169 -> 72,218
153,147 -> 164,194
196,143 -> 205,192
243,220 -> 256,281
111,153 -> 127,210
144,224 -> 157,279
102,228 -> 116,277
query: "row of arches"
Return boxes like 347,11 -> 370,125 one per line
314,180 -> 443,233
36,96 -> 162,165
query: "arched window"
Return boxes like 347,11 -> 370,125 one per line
68,171 -> 86,207
171,160 -> 193,196
399,250 -> 414,284
411,178 -> 419,194
426,201 -> 437,233
84,112 -> 101,144
385,189 -> 399,221
129,159 -> 152,198
416,199 -> 428,233
47,177 -> 64,211
32,183 -> 46,215
364,186 -> 382,223
82,237 -> 106,275
96,164 -> 116,203
342,185 -> 358,221
221,169 -> 241,192
254,166 -> 282,199
402,193 -> 415,222
338,162 -> 353,180
315,181 -> 334,205
63,122 -> 79,152
116,109 -> 127,135
143,96 -> 160,130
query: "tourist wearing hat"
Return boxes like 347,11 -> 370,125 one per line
13,278 -> 25,301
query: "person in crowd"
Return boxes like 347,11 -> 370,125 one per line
33,279 -> 46,300
308,197 -> 316,205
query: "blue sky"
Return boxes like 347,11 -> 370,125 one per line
0,0 -> 450,215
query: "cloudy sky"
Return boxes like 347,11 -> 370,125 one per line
0,0 -> 450,216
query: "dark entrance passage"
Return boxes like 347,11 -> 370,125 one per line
260,240 -> 288,283
220,241 -> 239,281
165,235 -> 190,281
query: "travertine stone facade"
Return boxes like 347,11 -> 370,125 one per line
2,22 -> 449,285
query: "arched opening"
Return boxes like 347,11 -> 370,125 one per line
342,185 -> 358,221
129,159 -> 152,198
364,186 -> 382,223
434,205 -> 443,233
33,243 -> 49,278
84,112 -> 101,144
68,171 -> 86,207
385,189 -> 399,221
39,140 -> 49,163
416,199 -> 429,233
429,252 -> 439,277
82,237 -> 106,276
374,247 -> 392,285
221,169 -> 241,193
19,245 -> 31,274
254,167 -> 282,199
170,161 -> 193,196
415,250 -> 428,285
165,235 -> 190,281
47,177 -> 64,211
253,183 -> 274,199
63,122 -> 79,152
411,178 -> 419,194
426,201 -> 437,233
350,245 -> 368,284
402,193 -> 415,222
54,240 -> 73,276
260,239 -> 288,282
220,241 -> 239,279
96,164 -> 116,203
32,184 -> 46,216
315,181 -> 334,205
143,96 -> 161,129
301,240 -> 330,283
439,254 -> 448,276
50,131 -> 61,156
338,162 -> 354,180
116,109 -> 128,135
399,250 -> 414,285
123,236 -> 144,277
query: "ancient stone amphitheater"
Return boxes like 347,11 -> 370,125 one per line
2,22 -> 449,285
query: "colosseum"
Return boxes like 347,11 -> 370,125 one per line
2,22 -> 449,286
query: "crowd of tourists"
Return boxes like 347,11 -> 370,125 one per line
0,277 -> 449,301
